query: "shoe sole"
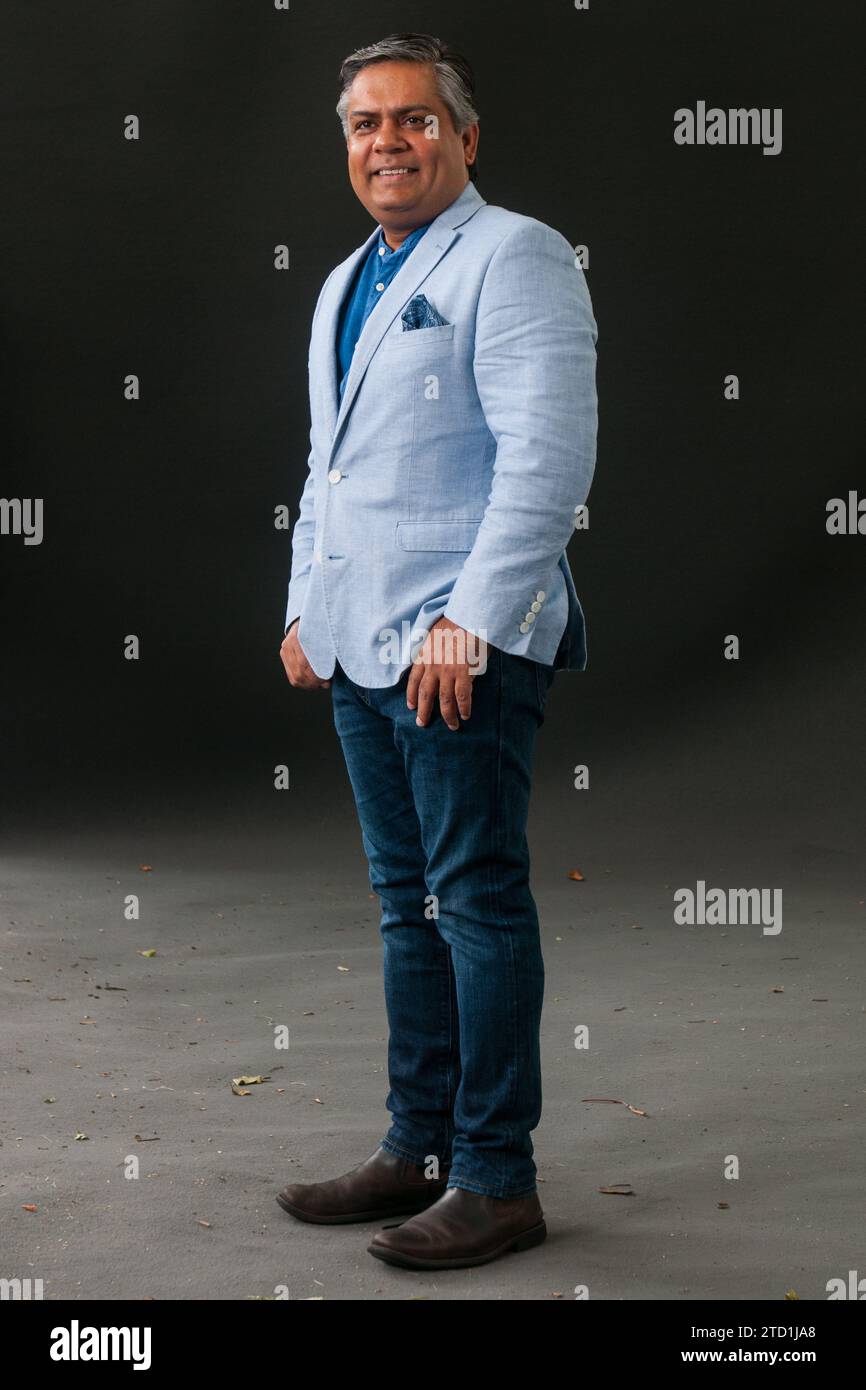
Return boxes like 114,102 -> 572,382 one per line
275,1190 -> 447,1225
366,1219 -> 548,1269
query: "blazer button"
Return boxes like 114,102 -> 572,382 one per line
536,590 -> 546,602
519,621 -> 530,634
530,600 -> 542,612
327,468 -> 342,484
524,611 -> 536,624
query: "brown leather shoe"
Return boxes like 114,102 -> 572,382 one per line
275,1146 -> 450,1224
367,1185 -> 547,1269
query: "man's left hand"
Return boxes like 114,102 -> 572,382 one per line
406,616 -> 488,731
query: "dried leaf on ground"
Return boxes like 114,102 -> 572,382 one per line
582,1096 -> 649,1117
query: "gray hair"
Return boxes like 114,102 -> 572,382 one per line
336,32 -> 480,184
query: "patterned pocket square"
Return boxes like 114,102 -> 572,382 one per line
401,294 -> 449,330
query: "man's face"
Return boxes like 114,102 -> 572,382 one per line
345,61 -> 478,237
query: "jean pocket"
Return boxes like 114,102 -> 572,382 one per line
533,660 -> 556,711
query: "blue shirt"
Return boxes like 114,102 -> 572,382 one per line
336,220 -> 433,401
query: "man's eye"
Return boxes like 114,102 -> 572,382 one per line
355,116 -> 425,130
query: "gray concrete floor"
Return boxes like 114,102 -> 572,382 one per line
2,697 -> 863,1300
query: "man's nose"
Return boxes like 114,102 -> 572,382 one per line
373,119 -> 409,149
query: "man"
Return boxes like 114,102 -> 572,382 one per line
277,32 -> 598,1271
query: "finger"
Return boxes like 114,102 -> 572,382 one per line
454,672 -> 473,721
282,652 -> 302,686
415,674 -> 438,727
406,660 -> 423,709
289,658 -> 317,689
437,676 -> 460,731
297,653 -> 319,682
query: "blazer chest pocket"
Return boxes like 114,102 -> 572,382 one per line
382,321 -> 455,355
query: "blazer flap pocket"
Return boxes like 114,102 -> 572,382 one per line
382,321 -> 455,352
396,519 -> 482,551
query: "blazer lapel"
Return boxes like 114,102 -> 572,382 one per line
314,226 -> 379,447
317,182 -> 487,461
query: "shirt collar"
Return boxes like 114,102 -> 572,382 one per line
376,219 -> 432,257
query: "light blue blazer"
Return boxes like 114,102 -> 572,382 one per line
284,180 -> 598,688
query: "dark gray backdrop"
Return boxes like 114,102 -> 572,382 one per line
1,0 -> 862,843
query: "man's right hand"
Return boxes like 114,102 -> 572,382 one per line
279,621 -> 331,690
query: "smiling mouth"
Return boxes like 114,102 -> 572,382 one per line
373,167 -> 417,179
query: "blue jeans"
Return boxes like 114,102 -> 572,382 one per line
330,642 -> 556,1199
